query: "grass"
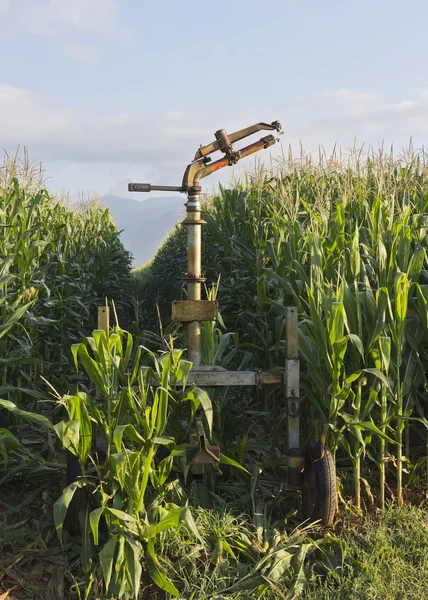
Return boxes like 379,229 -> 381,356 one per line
305,503 -> 428,600
151,506 -> 316,599
3,485 -> 428,599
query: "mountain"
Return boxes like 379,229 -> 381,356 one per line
100,194 -> 185,268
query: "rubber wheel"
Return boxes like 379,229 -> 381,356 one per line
302,442 -> 336,526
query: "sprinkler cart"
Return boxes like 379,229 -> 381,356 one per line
129,121 -> 337,526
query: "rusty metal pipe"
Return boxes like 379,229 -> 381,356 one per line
186,194 -> 202,366
128,183 -> 185,193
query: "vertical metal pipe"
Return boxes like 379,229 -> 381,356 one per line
285,306 -> 303,487
186,193 -> 202,366
285,307 -> 300,449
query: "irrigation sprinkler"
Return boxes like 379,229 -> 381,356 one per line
129,121 -> 337,525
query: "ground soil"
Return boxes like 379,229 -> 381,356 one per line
0,482 -> 75,600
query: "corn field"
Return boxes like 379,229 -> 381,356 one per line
0,152 -> 321,596
141,146 -> 428,509
0,155 -> 132,411
2,148 -> 428,598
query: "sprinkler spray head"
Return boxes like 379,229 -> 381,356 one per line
128,120 -> 282,194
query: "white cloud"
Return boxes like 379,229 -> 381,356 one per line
323,89 -> 378,116
331,89 -> 376,103
314,88 -> 428,140
3,83 -> 428,161
417,87 -> 428,100
0,84 -> 215,187
0,84 -> 72,139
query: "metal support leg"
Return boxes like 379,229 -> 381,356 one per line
285,307 -> 304,486
285,307 -> 299,448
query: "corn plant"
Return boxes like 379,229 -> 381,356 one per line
0,155 -> 132,413
1,327 -> 216,598
60,327 -> 218,598
141,145 -> 428,509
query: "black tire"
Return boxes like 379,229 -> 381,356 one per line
302,442 -> 336,526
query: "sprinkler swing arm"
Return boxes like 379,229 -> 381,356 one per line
128,120 -> 305,488
128,120 -> 282,194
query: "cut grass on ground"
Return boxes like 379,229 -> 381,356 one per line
305,502 -> 428,600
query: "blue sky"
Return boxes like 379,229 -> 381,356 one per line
0,0 -> 427,200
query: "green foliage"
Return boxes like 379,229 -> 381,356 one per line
133,226 -> 187,337
137,148 -> 428,507
4,149 -> 428,597
57,328 -> 216,598
0,155 -> 132,412
305,503 -> 428,600
0,325 -> 320,599
0,425 -> 61,484
157,507 -> 319,599
1,327 -> 215,598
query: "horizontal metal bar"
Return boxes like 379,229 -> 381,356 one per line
128,183 -> 185,193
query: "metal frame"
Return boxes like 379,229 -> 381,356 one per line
129,121 -> 305,484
